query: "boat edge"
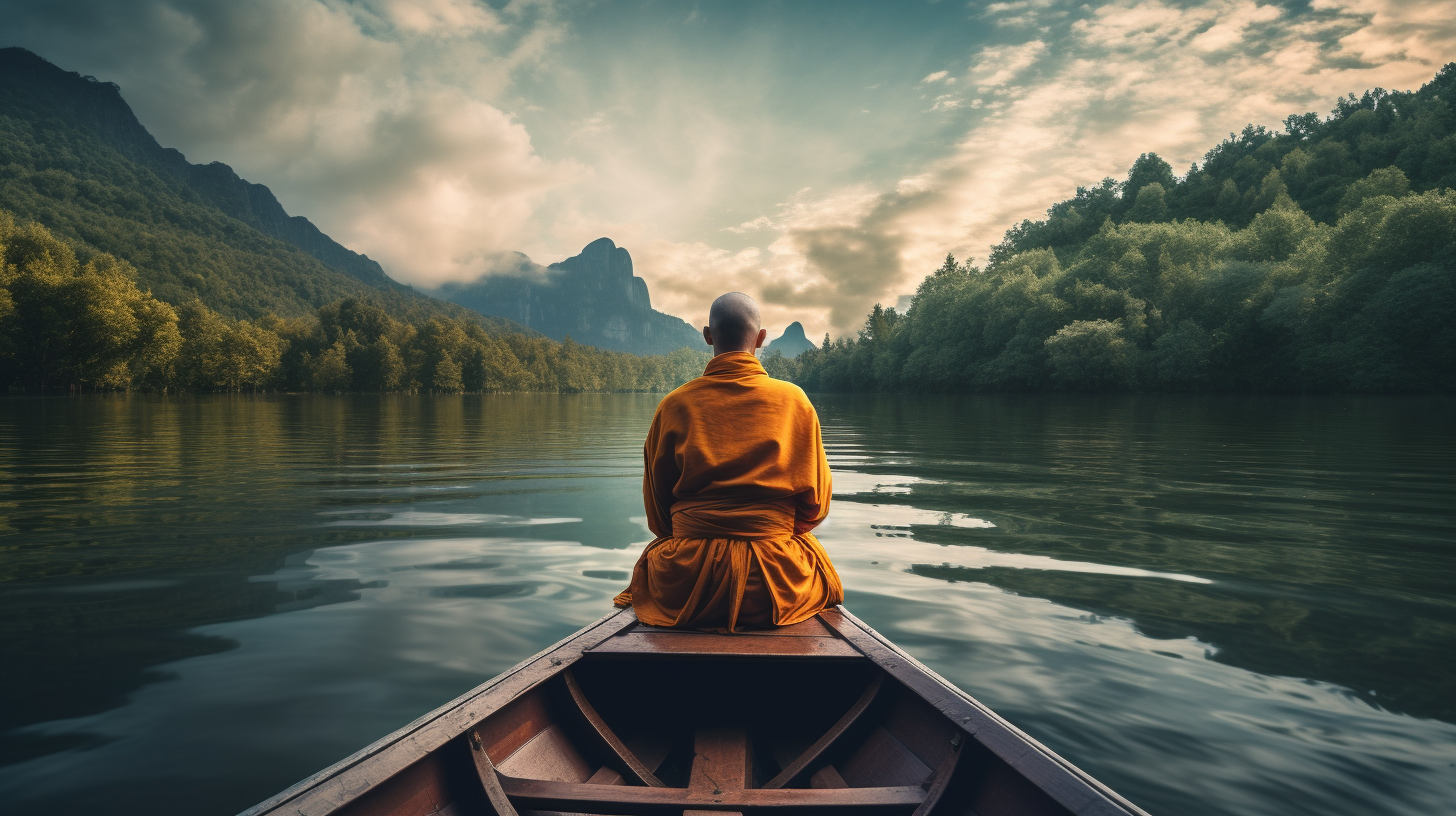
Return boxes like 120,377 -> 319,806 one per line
829,605 -> 1153,816
234,607 -> 638,816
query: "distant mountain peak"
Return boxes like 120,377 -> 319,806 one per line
766,321 -> 815,358
436,239 -> 700,355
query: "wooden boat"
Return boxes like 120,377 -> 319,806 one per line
241,606 -> 1149,816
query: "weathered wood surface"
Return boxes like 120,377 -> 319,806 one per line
562,670 -> 665,786
587,630 -> 859,658
496,775 -> 927,811
469,730 -> 520,816
689,728 -> 750,794
764,673 -> 883,788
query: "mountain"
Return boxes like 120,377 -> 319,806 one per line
436,238 -> 703,355
765,322 -> 815,358
0,47 -> 511,328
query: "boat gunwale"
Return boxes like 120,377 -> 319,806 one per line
235,607 -> 639,816
827,606 -> 1153,816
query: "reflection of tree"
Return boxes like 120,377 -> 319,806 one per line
909,564 -> 1455,724
0,391 -> 662,764
811,391 -> 1455,725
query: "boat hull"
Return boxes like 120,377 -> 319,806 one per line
240,606 -> 1148,816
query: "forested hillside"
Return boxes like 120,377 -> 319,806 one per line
0,214 -> 708,393
0,48 -> 507,329
0,49 -> 721,393
771,65 -> 1456,393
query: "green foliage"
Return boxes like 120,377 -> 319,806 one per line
0,214 -> 711,393
0,67 -> 520,333
786,68 -> 1456,394
1045,319 -> 1137,390
789,188 -> 1454,395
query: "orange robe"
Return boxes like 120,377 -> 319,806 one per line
613,351 -> 843,631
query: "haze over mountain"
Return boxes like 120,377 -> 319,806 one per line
435,238 -> 700,356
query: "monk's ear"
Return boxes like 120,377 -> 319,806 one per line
702,326 -> 713,347
755,328 -> 767,349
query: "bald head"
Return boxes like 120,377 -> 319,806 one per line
704,292 -> 767,356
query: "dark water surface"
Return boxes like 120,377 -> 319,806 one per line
1,394 -> 1453,815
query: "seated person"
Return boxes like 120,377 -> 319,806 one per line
614,293 -> 843,631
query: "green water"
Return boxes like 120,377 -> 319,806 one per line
0,394 -> 1453,815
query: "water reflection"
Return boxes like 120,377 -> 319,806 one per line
0,393 -> 1453,816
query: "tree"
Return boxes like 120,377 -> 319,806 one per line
1044,319 -> 1137,390
1126,182 -> 1170,223
309,341 -> 353,391
1337,167 -> 1411,215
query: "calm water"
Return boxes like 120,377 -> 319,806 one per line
1,394 -> 1454,815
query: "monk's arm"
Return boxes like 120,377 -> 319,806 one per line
794,406 -> 833,535
641,409 -> 678,538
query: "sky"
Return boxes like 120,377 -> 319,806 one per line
4,0 -> 1455,339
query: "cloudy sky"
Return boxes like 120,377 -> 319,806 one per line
4,0 -> 1455,338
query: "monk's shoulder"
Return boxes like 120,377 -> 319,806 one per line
655,377 -> 709,418
755,374 -> 816,411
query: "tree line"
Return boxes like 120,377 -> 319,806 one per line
768,65 -> 1456,393
0,213 -> 709,393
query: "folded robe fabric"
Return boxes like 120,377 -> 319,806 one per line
614,351 -> 843,631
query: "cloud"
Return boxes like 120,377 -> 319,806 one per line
672,0 -> 1456,337
2,0 -> 580,286
366,0 -> 504,36
5,0 -> 1454,340
967,40 -> 1047,89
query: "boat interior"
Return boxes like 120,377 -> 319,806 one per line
328,615 -> 1076,816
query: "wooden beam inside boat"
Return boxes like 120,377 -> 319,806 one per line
561,669 -> 666,787
496,775 -> 927,812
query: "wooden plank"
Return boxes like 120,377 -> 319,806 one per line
497,776 -> 926,811
332,753 -> 452,816
634,617 -> 836,638
562,669 -> 666,786
882,692 -> 962,771
497,725 -> 593,783
909,738 -> 964,816
469,729 -> 521,816
622,732 -> 673,773
243,608 -> 641,816
475,692 -> 554,765
588,632 -> 860,658
808,766 -> 847,789
585,767 -> 624,785
820,608 -> 1148,816
689,728 -> 749,794
839,727 -> 932,788
764,673 -> 883,789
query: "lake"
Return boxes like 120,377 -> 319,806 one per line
1,393 -> 1453,815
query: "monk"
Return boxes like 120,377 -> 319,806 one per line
613,293 -> 843,631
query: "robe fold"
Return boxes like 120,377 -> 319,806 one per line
613,351 -> 843,631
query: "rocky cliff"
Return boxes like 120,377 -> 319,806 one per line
436,238 -> 702,355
